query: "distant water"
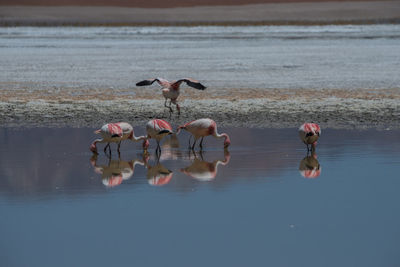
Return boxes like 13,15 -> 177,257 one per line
0,25 -> 399,90
0,127 -> 400,267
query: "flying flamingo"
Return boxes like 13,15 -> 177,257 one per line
180,150 -> 231,181
176,118 -> 231,150
146,119 -> 173,153
136,78 -> 206,114
299,123 -> 321,152
90,122 -> 148,155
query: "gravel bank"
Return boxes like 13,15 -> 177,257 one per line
1,88 -> 399,129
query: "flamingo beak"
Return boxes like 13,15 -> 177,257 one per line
90,144 -> 98,154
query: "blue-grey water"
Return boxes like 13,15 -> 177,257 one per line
1,25 -> 400,90
0,127 -> 399,267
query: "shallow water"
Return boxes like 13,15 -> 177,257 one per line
0,127 -> 399,266
1,25 -> 400,90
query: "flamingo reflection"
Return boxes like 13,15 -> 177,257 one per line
159,134 -> 183,161
144,154 -> 173,186
90,154 -> 145,187
299,152 -> 321,178
180,150 -> 231,181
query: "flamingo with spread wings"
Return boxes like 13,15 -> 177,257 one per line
136,78 -> 206,114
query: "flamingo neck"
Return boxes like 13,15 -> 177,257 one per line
90,138 -> 102,153
215,151 -> 231,167
176,126 -> 184,135
131,135 -> 146,142
170,82 -> 181,91
215,132 -> 228,140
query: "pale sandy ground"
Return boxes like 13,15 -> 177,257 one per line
1,1 -> 399,129
1,87 -> 399,129
1,1 -> 400,25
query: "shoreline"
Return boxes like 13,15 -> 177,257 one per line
1,88 -> 399,129
1,1 -> 399,26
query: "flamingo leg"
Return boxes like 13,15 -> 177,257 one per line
191,138 -> 198,150
199,137 -> 204,150
188,135 -> 192,149
306,144 -> 311,155
176,103 -> 180,115
164,98 -> 173,114
104,143 -> 110,153
168,99 -> 173,113
156,140 -> 161,152
199,149 -> 204,161
117,141 -> 121,153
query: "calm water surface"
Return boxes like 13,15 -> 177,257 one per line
0,127 -> 399,266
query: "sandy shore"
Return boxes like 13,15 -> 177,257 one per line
1,87 -> 399,129
1,1 -> 400,26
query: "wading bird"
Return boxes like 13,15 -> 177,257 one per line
90,154 -> 146,187
299,123 -> 321,152
90,122 -> 148,155
299,152 -> 321,178
146,162 -> 174,186
177,118 -> 231,150
180,150 -> 231,181
136,78 -> 206,114
146,119 -> 173,153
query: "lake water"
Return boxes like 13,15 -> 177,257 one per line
0,127 -> 399,266
1,25 -> 400,90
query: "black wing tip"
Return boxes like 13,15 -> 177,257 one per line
157,129 -> 173,135
136,80 -> 150,86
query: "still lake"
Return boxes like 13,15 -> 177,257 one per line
0,127 -> 399,266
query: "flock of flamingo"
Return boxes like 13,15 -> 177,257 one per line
89,77 -> 322,182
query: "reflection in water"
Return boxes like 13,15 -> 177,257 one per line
180,150 -> 231,181
159,134 -> 182,161
90,154 -> 145,187
144,154 -> 173,186
299,153 -> 321,178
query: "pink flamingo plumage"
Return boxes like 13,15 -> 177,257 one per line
136,78 -> 206,114
90,122 -> 148,154
299,123 -> 321,152
146,119 -> 173,153
90,154 -> 146,187
180,150 -> 231,181
299,152 -> 321,179
146,162 -> 173,186
177,118 -> 231,150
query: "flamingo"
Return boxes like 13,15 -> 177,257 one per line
146,162 -> 174,186
90,122 -> 148,155
142,150 -> 173,186
299,152 -> 321,178
136,78 -> 206,114
180,150 -> 230,181
299,123 -> 321,152
176,118 -> 231,150
90,154 -> 146,187
146,119 -> 173,153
